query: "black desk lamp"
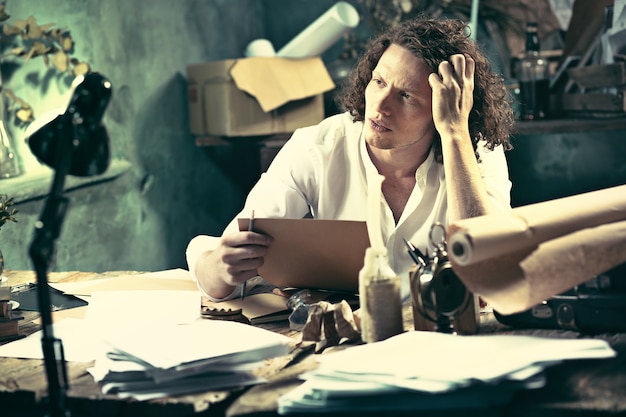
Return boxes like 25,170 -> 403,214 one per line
27,72 -> 112,417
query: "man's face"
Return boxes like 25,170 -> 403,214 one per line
363,43 -> 436,151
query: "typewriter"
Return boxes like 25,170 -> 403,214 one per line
494,262 -> 626,334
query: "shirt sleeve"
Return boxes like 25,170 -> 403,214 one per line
185,234 -> 242,301
185,125 -> 325,301
477,142 -> 512,212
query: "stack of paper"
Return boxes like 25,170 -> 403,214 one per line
89,319 -> 293,401
278,331 -> 616,414
0,274 -> 295,402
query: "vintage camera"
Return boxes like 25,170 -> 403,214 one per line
407,223 -> 479,334
494,262 -> 626,334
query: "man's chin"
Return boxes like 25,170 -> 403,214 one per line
364,135 -> 394,150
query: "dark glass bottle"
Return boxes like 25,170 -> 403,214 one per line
518,22 -> 550,120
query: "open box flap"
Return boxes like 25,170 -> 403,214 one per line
230,57 -> 335,112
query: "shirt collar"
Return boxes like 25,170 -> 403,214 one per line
359,131 -> 435,186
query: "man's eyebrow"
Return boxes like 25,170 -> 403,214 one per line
371,68 -> 421,94
395,82 -> 421,95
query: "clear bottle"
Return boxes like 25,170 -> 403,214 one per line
358,247 -> 403,343
0,120 -> 22,178
518,22 -> 550,120
287,289 -> 314,331
0,66 -> 23,179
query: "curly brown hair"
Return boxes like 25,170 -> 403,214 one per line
338,16 -> 514,162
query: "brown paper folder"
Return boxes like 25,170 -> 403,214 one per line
238,218 -> 369,293
447,185 -> 626,315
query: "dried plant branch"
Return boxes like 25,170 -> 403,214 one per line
0,1 -> 91,126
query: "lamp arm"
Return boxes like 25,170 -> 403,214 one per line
26,72 -> 112,417
29,121 -> 78,417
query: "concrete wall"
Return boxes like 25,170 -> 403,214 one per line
508,129 -> 626,208
0,0 -> 270,273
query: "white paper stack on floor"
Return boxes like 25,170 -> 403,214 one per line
89,319 -> 292,401
278,331 -> 616,414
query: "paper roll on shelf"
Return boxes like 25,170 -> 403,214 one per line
244,39 -> 276,57
277,1 -> 359,58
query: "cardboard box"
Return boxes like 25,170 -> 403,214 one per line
187,57 -> 335,137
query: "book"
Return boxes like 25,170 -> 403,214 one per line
201,293 -> 290,325
0,285 -> 10,302
0,317 -> 22,339
0,300 -> 11,319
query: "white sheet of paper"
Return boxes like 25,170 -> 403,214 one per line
84,290 -> 201,329
103,319 -> 292,370
312,331 -> 616,388
0,318 -> 104,362
50,268 -> 195,296
0,290 -> 203,361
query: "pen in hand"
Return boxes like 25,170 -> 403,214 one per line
241,210 -> 255,300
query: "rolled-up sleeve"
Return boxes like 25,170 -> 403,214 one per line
185,234 -> 241,301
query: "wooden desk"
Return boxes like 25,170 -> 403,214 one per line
2,270 -> 626,417
228,325 -> 626,417
0,270 -> 301,417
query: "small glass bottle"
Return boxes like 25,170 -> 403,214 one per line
0,119 -> 22,178
518,22 -> 550,120
358,247 -> 403,343
287,289 -> 314,331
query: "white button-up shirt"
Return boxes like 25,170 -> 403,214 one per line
187,112 -> 511,300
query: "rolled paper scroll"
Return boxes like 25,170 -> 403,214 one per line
277,1 -> 359,58
447,184 -> 626,314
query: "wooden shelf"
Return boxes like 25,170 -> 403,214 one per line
195,134 -> 290,147
513,116 -> 626,135
195,117 -> 626,146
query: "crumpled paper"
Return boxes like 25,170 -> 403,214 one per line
301,300 -> 361,352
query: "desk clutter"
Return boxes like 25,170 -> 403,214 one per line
0,270 -> 295,401
1,269 -> 626,416
89,320 -> 292,401
277,331 -> 617,414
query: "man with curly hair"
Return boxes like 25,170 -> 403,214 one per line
187,16 -> 515,301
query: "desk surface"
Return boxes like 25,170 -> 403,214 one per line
2,270 -> 626,417
0,270 -> 302,417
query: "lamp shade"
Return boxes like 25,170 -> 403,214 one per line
27,72 -> 113,177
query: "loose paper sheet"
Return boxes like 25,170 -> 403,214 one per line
238,218 -> 369,293
0,318 -> 101,361
278,330 -> 616,413
51,268 -> 196,296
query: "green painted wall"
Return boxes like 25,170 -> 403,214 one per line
0,0 -> 269,273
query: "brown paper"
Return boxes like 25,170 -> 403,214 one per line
448,184 -> 626,266
447,185 -> 626,315
301,300 -> 360,346
230,57 -> 335,112
237,218 -> 369,293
